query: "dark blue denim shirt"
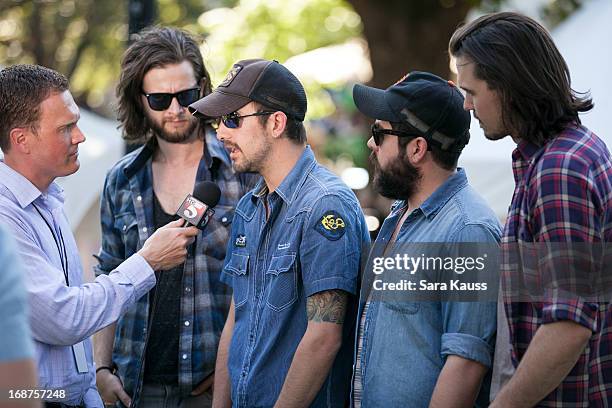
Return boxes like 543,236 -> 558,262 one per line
221,146 -> 370,407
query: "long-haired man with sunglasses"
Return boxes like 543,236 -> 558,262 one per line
94,27 -> 257,408
351,72 -> 501,407
189,58 -> 370,407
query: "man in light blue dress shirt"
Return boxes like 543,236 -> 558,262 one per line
0,65 -> 199,407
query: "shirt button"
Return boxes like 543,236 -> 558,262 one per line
184,321 -> 190,327
142,227 -> 148,233
221,216 -> 228,223
137,196 -> 142,202
182,354 -> 188,360
185,287 -> 191,293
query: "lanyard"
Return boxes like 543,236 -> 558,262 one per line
33,204 -> 69,286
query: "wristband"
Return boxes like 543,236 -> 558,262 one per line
95,366 -> 113,374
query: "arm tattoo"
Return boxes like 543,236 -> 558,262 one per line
306,290 -> 348,324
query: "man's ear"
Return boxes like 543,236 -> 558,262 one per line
8,127 -> 33,155
268,111 -> 288,139
404,137 -> 428,164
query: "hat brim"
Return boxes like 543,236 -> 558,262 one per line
188,90 -> 251,118
352,84 -> 402,122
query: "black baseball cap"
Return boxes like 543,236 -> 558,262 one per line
353,71 -> 470,152
189,58 -> 307,121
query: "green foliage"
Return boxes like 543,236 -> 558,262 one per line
541,0 -> 584,28
198,0 -> 362,119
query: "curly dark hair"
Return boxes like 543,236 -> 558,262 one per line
0,64 -> 69,152
449,12 -> 593,146
116,26 -> 213,144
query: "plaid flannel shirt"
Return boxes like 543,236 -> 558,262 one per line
94,129 -> 258,406
503,123 -> 612,406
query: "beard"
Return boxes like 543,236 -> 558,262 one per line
370,151 -> 422,200
227,135 -> 271,174
145,113 -> 198,144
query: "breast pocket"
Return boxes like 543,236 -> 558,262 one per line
266,253 -> 298,312
113,213 -> 140,257
223,252 -> 249,308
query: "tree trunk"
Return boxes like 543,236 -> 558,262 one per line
347,0 -> 473,87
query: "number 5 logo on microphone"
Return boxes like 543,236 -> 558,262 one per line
183,204 -> 199,219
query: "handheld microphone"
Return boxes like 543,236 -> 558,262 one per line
175,181 -> 221,229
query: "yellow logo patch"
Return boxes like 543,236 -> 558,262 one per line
321,214 -> 345,230
314,210 -> 346,241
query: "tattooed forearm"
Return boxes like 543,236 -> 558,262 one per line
306,290 -> 348,324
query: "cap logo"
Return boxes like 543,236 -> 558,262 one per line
220,65 -> 243,87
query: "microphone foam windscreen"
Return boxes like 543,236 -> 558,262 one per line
193,181 -> 221,208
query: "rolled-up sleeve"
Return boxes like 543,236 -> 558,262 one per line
440,223 -> 499,367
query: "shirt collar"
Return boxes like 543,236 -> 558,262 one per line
418,167 -> 468,219
513,139 -> 541,163
0,160 -> 64,208
252,146 -> 316,205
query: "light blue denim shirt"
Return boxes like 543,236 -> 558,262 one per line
0,224 -> 34,362
221,146 -> 370,407
354,168 -> 501,407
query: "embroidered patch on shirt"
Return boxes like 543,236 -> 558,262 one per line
314,210 -> 346,241
235,234 -> 247,247
277,242 -> 291,250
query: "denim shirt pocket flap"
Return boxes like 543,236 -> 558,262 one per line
224,252 -> 249,307
113,213 -> 140,256
266,253 -> 298,312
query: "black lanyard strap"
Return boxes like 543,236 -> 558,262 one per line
33,203 -> 69,286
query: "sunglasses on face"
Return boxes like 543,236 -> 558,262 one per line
370,123 -> 421,146
220,110 -> 276,129
143,87 -> 201,111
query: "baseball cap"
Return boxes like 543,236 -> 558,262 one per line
189,59 -> 307,121
353,71 -> 470,152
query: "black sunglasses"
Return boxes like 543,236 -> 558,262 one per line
143,87 -> 201,111
371,123 -> 421,146
221,110 -> 276,129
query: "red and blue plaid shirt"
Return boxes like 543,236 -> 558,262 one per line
503,123 -> 612,406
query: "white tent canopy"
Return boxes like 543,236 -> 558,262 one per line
459,0 -> 612,219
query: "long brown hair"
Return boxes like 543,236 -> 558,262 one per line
449,12 -> 593,145
116,26 -> 212,144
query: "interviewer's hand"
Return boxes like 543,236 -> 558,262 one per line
96,369 -> 131,407
138,219 -> 199,271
